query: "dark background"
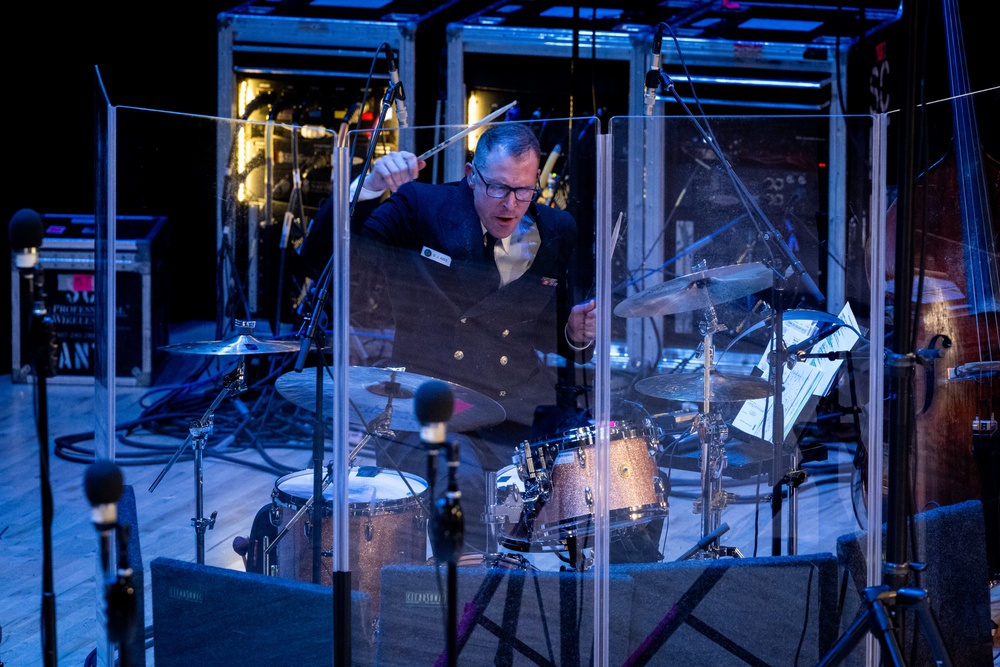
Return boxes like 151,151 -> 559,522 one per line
3,1 -> 998,375
4,2 -> 236,375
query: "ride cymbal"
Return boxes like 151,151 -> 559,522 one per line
275,366 -> 506,433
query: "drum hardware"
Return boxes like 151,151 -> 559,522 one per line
152,321 -> 289,564
454,552 -> 535,570
645,302 -> 747,559
263,461 -> 334,562
263,535 -> 276,577
483,470 -> 501,556
510,437 -> 555,525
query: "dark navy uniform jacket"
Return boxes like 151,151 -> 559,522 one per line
305,177 -> 589,428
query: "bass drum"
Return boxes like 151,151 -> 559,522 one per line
270,466 -> 429,612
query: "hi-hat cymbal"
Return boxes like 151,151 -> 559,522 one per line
275,367 -> 506,433
160,334 -> 301,356
634,370 -> 774,403
614,262 -> 773,318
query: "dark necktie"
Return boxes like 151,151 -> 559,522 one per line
484,233 -> 500,286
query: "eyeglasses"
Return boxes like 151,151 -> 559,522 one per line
472,164 -> 540,203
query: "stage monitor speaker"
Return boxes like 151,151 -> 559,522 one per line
611,552 -> 840,666
376,564 -> 635,667
150,557 -> 372,666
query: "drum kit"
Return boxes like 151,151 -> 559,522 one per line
614,261 -> 779,558
155,260 -> 836,595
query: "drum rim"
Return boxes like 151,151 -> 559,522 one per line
272,467 -> 429,511
522,421 -> 657,449
533,503 -> 669,538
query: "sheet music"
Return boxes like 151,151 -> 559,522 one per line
731,302 -> 861,441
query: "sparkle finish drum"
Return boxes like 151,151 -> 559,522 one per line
498,424 -> 668,550
270,466 -> 428,611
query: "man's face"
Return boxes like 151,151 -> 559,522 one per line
466,150 -> 540,239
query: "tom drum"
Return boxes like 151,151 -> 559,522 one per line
510,423 -> 667,547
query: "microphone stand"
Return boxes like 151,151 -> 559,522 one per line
23,261 -> 59,667
431,440 -> 464,667
106,522 -> 137,667
289,76 -> 400,666
658,74 -> 824,555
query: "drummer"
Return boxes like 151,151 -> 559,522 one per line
302,122 -> 596,555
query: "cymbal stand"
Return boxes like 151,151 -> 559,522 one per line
691,308 -> 742,558
149,357 -> 247,564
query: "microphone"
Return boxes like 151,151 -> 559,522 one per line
84,460 -> 125,575
414,379 -> 454,448
9,208 -> 44,269
644,24 -> 664,116
786,322 -> 845,363
383,44 -> 408,128
414,381 -> 463,562
415,380 -> 453,503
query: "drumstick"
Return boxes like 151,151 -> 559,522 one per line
611,212 -> 624,251
417,100 -> 518,161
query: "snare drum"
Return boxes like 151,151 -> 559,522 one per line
270,466 -> 428,610
516,423 -> 667,544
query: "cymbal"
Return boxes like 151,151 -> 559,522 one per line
614,262 -> 772,318
160,334 -> 301,356
634,370 -> 774,403
275,366 -> 506,433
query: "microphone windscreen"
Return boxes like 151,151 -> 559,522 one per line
84,460 -> 125,507
8,208 -> 44,249
233,535 -> 250,556
414,380 -> 455,424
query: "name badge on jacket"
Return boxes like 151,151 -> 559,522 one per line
421,246 -> 451,267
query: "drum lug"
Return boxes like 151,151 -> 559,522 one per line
365,517 -> 374,541
575,447 -> 586,468
642,418 -> 665,456
584,486 -> 594,509
653,475 -> 668,507
269,502 -> 282,527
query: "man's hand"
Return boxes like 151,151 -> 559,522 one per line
567,299 -> 597,345
363,151 -> 426,193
